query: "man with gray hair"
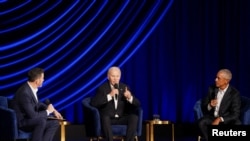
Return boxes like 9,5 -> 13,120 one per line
91,66 -> 141,141
198,69 -> 241,141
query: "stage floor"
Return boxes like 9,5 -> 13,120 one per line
52,123 -> 199,141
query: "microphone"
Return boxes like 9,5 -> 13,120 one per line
45,99 -> 51,105
114,83 -> 119,100
214,91 -> 218,99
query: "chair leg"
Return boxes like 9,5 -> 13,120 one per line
113,136 -> 124,141
90,137 -> 100,141
134,136 -> 138,141
198,135 -> 201,141
99,136 -> 104,141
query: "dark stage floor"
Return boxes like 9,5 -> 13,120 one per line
52,123 -> 199,141
55,137 -> 198,141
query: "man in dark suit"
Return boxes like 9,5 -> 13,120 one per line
11,67 -> 63,141
90,66 -> 141,141
198,69 -> 241,141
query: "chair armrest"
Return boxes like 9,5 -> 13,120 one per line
0,107 -> 18,140
241,109 -> 250,125
136,107 -> 143,136
82,98 -> 102,136
240,96 -> 250,125
193,99 -> 203,120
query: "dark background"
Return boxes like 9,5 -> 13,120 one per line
1,0 -> 250,124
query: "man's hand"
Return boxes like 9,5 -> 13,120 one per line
210,99 -> 218,107
53,110 -> 63,119
124,87 -> 131,100
212,117 -> 221,125
47,104 -> 55,113
110,88 -> 119,97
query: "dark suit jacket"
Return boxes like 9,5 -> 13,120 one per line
11,82 -> 48,127
90,82 -> 141,118
201,84 -> 241,124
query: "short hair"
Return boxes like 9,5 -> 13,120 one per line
219,69 -> 232,80
107,66 -> 121,75
27,67 -> 44,82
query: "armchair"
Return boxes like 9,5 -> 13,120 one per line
0,96 -> 32,141
193,96 -> 250,141
82,97 -> 143,141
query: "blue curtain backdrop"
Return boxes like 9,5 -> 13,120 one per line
1,0 -> 250,124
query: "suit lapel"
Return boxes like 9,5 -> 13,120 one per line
219,86 -> 231,110
26,83 -> 38,103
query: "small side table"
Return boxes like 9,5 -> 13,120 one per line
145,120 -> 174,141
59,120 -> 70,141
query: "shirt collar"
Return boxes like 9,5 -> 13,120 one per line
219,84 -> 229,93
27,81 -> 38,94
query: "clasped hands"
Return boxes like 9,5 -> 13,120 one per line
110,87 -> 132,100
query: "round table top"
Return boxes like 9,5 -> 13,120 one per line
59,120 -> 70,125
145,120 -> 173,124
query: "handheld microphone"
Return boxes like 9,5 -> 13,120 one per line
45,99 -> 51,105
214,91 -> 218,99
114,83 -> 119,100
